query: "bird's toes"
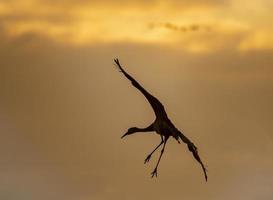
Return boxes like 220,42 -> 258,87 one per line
144,155 -> 151,164
151,168 -> 158,178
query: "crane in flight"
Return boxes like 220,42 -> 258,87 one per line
114,58 -> 207,181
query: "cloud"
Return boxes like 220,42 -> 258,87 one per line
149,22 -> 210,32
30,0 -> 226,7
239,29 -> 273,51
0,0 -> 273,53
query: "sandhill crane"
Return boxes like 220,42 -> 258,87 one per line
114,58 -> 207,181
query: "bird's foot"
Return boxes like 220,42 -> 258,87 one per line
151,168 -> 158,178
144,154 -> 152,164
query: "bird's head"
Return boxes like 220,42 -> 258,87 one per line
121,127 -> 139,138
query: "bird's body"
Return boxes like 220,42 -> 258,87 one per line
153,118 -> 178,140
114,58 -> 207,181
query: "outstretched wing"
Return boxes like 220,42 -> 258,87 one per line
114,58 -> 167,119
179,131 -> 208,181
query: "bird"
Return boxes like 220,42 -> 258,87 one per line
114,58 -> 207,181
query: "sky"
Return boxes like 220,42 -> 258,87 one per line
0,0 -> 273,200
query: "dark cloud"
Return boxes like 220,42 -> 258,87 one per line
149,22 -> 211,32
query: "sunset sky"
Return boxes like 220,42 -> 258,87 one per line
1,0 -> 273,200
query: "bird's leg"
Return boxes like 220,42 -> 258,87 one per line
144,137 -> 164,164
151,136 -> 169,178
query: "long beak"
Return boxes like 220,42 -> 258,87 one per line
121,132 -> 129,139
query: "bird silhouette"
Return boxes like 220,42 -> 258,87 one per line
114,58 -> 207,181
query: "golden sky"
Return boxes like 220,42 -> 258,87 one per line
0,1 -> 273,200
1,0 -> 273,52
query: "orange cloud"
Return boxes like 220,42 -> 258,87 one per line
239,30 -> 273,51
0,0 -> 272,53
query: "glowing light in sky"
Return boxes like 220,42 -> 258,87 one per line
0,0 -> 272,52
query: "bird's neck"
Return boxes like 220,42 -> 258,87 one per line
136,127 -> 148,132
135,124 -> 154,132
